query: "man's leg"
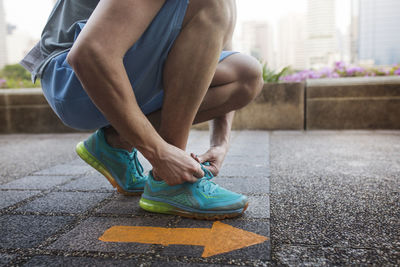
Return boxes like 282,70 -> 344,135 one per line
157,0 -> 236,151
105,0 -> 239,152
101,0 -> 263,182
145,53 -> 263,130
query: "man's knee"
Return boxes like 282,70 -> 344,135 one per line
185,0 -> 234,34
236,56 -> 264,105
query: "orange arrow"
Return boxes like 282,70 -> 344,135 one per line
99,221 -> 268,257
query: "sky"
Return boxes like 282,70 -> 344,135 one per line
4,0 -> 351,40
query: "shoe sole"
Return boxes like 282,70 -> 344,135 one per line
76,142 -> 142,196
139,197 -> 248,220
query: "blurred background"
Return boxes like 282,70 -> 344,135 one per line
0,0 -> 399,86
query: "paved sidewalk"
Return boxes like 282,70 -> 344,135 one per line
270,131 -> 399,265
0,130 -> 399,266
0,131 -> 270,266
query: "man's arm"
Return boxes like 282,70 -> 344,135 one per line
67,0 -> 204,184
192,111 -> 234,176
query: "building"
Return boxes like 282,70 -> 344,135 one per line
358,0 -> 400,65
349,0 -> 359,64
277,14 -> 307,70
0,0 -> 7,68
239,21 -> 276,68
6,30 -> 37,64
305,0 -> 337,69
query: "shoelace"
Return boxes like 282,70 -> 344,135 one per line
197,178 -> 218,195
128,149 -> 145,178
196,164 -> 219,195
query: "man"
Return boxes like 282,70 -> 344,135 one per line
21,0 -> 263,220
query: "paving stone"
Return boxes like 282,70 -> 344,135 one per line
215,177 -> 269,194
33,164 -> 94,176
0,133 -> 87,184
160,219 -> 270,261
0,215 -> 74,249
24,255 -> 139,267
233,131 -> 269,143
49,216 -> 174,253
0,190 -> 41,210
0,254 -> 16,266
96,195 -> 145,216
223,155 -> 268,166
270,133 -> 400,245
0,176 -> 73,190
151,262 -> 233,267
187,130 -> 209,145
243,195 -> 270,219
274,244 -> 400,266
188,137 -> 269,158
66,159 -> 87,166
60,174 -> 114,191
228,145 -> 268,157
17,192 -> 111,213
218,163 -> 269,178
270,131 -> 400,264
271,189 -> 400,249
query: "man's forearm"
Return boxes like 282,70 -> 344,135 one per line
69,49 -> 165,162
66,0 -> 167,163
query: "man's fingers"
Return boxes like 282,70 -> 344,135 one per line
190,153 -> 201,163
193,167 -> 205,178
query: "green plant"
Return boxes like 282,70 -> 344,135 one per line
0,64 -> 31,80
0,64 -> 40,89
1,78 -> 41,89
262,63 -> 290,83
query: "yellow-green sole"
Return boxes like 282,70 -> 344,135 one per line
75,141 -> 142,196
139,197 -> 248,221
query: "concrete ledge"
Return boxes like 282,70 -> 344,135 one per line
0,89 -> 77,134
193,82 -> 305,130
2,77 -> 400,133
307,77 -> 400,129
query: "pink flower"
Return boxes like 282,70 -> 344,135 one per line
346,66 -> 365,76
394,68 -> 400,76
334,61 -> 346,71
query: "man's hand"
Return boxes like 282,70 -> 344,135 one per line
152,143 -> 204,186
191,145 -> 228,176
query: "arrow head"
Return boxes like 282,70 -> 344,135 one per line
202,221 -> 268,257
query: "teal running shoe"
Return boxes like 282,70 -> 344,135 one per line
76,128 -> 147,195
139,167 -> 248,220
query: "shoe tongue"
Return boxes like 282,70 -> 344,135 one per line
129,150 -> 144,174
199,178 -> 218,194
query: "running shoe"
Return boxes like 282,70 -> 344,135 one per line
139,166 -> 248,220
76,128 -> 147,195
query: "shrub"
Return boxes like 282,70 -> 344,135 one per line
262,63 -> 290,83
0,64 -> 39,89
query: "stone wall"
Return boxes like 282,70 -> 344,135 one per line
306,77 -> 400,129
193,82 -> 304,130
0,89 -> 77,133
1,76 -> 400,133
